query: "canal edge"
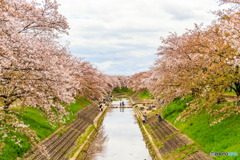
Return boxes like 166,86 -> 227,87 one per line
71,105 -> 109,160
133,106 -> 163,160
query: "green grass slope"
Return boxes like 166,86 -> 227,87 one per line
0,97 -> 90,160
113,87 -> 135,94
162,97 -> 240,160
138,89 -> 154,99
112,87 -> 154,99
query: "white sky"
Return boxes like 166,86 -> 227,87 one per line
55,0 -> 227,76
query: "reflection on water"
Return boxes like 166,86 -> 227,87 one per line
85,108 -> 152,160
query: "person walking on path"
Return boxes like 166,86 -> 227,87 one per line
122,101 -> 124,107
156,113 -> 162,122
120,102 -> 122,107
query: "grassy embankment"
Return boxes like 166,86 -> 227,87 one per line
112,87 -> 154,99
112,87 -> 135,94
137,89 -> 154,99
162,96 -> 240,160
0,98 -> 90,160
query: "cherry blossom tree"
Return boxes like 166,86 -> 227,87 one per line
128,0 -> 240,125
0,0 -> 128,155
0,0 -> 75,148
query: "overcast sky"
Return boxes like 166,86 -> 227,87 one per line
56,0 -> 227,76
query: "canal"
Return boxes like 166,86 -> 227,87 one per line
85,99 -> 151,160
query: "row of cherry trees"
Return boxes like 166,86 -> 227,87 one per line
128,0 -> 240,125
0,0 -> 127,151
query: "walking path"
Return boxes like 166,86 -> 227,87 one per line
130,96 -> 213,160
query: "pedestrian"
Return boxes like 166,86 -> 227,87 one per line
156,113 -> 162,122
161,100 -> 164,105
142,115 -> 145,124
144,112 -> 147,122
120,102 -> 122,107
122,101 -> 124,107
99,104 -> 102,111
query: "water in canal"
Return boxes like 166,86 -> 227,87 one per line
85,100 -> 151,160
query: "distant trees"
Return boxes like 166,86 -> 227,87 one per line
0,0 -> 127,151
127,0 -> 240,125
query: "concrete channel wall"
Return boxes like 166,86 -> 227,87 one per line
133,106 -> 163,160
25,102 -> 110,160
71,103 -> 109,160
129,95 -> 213,160
129,96 -> 163,160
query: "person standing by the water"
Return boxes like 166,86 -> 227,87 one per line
120,102 -> 122,107
156,113 -> 162,122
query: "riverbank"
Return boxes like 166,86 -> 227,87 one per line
0,98 -> 91,160
24,101 -> 108,159
162,97 -> 240,160
129,93 -> 212,160
74,105 -> 109,160
133,105 -> 162,160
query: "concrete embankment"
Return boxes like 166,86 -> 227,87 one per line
130,96 -> 162,160
74,104 -> 109,160
130,96 -> 213,160
25,102 -> 110,160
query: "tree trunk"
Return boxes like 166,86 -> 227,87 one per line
237,95 -> 240,108
232,83 -> 240,106
4,104 -> 9,113
217,96 -> 225,104
191,88 -> 199,96
3,100 -> 11,113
